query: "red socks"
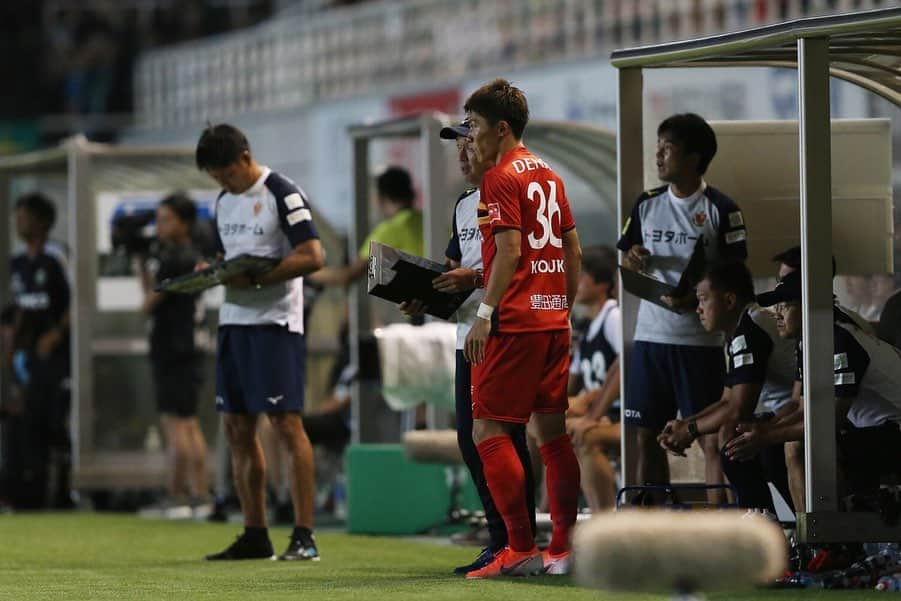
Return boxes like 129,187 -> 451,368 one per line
476,435 -> 534,552
540,434 -> 580,555
477,433 -> 580,555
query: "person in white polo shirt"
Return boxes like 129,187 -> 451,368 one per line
617,113 -> 748,504
196,124 -> 325,562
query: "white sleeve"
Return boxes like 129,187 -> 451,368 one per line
605,306 -> 622,354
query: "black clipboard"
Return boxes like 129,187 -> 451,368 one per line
156,254 -> 279,294
619,236 -> 706,314
367,241 -> 473,320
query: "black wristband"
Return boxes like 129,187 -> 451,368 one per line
687,420 -> 700,440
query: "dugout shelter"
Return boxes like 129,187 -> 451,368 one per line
612,7 -> 901,542
0,136 -> 219,491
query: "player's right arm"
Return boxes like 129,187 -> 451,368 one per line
464,227 -> 520,365
465,171 -> 522,364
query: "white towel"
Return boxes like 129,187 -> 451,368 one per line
374,322 -> 457,411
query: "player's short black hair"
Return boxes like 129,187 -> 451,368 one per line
14,192 -> 56,230
772,245 -> 836,277
464,78 -> 530,139
702,259 -> 755,303
159,192 -> 197,226
657,113 -> 718,175
376,166 -> 415,208
195,123 -> 250,170
582,245 -> 617,285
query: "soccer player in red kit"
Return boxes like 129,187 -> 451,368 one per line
463,79 -> 583,578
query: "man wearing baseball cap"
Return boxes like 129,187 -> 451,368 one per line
402,120 -> 536,574
725,269 -> 901,510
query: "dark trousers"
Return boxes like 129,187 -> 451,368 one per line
455,350 -> 536,550
721,442 -> 794,514
0,351 -> 71,509
839,422 -> 901,493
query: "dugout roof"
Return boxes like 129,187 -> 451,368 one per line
611,7 -> 901,108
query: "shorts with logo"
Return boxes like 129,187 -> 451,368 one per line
472,329 -> 569,424
216,324 -> 305,414
624,341 -> 724,431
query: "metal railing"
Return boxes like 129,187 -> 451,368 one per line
134,0 -> 886,128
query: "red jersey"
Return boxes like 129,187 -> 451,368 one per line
478,145 -> 576,333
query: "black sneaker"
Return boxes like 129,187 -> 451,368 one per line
453,547 -> 498,575
205,533 -> 275,560
278,536 -> 320,561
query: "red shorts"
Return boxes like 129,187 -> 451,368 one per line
471,329 -> 570,424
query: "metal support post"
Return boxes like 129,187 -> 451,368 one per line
349,136 -> 372,444
798,36 -> 838,516
616,67 -> 644,487
68,140 -> 97,463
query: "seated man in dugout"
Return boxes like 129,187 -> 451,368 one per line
725,268 -> 901,513
658,260 -> 796,515
565,246 -> 621,512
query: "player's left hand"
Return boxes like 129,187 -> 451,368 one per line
36,328 -> 62,359
658,418 -> 692,455
724,422 -> 765,461
433,268 -> 477,293
464,317 -> 491,364
660,292 -> 698,313
399,299 -> 427,316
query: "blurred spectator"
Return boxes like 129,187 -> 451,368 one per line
565,245 -> 621,512
1,0 -> 275,144
63,9 -> 117,116
0,192 -> 72,509
137,192 -> 209,514
310,165 -> 422,288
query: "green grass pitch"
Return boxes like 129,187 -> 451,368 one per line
0,513 -> 889,600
